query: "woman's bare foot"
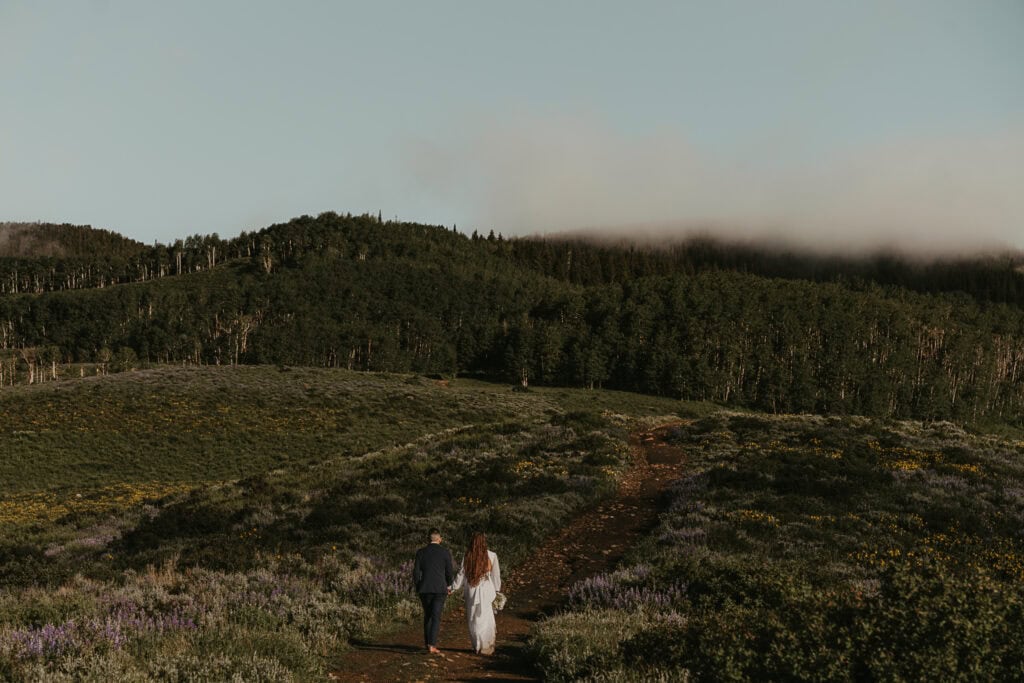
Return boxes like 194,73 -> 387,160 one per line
428,646 -> 442,654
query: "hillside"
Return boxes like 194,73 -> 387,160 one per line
530,413 -> 1024,681
3,214 -> 1024,424
0,366 -> 688,679
1,367 -> 1022,680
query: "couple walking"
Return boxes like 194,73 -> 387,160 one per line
412,528 -> 502,655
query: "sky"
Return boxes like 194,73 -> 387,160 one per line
1,1 -> 1022,253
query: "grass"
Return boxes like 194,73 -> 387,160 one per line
529,413 -> 1024,681
0,367 -> 690,494
9,367 -> 1020,680
0,365 -> 690,680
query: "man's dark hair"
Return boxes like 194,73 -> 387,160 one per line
428,528 -> 441,539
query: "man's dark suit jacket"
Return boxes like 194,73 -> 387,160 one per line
413,542 -> 455,594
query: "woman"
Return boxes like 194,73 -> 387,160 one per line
450,531 -> 502,655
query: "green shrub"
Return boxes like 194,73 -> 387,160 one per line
529,610 -> 674,682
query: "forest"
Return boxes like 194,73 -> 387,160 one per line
2,214 -> 1024,424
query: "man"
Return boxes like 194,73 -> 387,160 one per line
412,527 -> 455,654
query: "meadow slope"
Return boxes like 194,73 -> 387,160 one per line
2,367 -> 1023,680
0,366 -> 691,680
529,413 -> 1024,681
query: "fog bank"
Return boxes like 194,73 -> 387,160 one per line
408,115 -> 1024,256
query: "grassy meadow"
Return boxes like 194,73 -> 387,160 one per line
0,366 -> 690,680
529,413 -> 1024,682
4,366 -> 1024,680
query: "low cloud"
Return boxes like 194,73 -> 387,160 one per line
408,114 -> 1024,255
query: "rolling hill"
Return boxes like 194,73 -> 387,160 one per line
2,213 -> 1024,424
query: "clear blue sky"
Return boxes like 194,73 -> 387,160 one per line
2,1 -> 1021,251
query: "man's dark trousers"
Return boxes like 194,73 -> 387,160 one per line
419,592 -> 446,648
413,542 -> 455,647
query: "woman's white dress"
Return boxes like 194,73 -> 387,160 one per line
451,550 -> 501,654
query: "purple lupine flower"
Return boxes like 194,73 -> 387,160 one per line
658,526 -> 707,547
568,571 -> 686,611
341,557 -> 418,606
106,601 -> 200,636
2,615 -> 139,661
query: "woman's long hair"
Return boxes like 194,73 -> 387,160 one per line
463,532 -> 490,587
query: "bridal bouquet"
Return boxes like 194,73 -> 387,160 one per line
493,591 -> 507,612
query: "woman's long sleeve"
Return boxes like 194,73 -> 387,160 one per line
491,553 -> 501,592
450,562 -> 465,591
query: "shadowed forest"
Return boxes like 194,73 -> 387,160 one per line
2,216 -> 1024,424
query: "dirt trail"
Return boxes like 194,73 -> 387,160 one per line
331,423 -> 687,682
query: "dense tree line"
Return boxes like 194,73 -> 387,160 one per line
501,235 -> 1024,307
2,213 -> 1024,424
6,216 -> 1023,305
0,214 -> 472,294
0,222 -> 146,259
0,225 -> 240,294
